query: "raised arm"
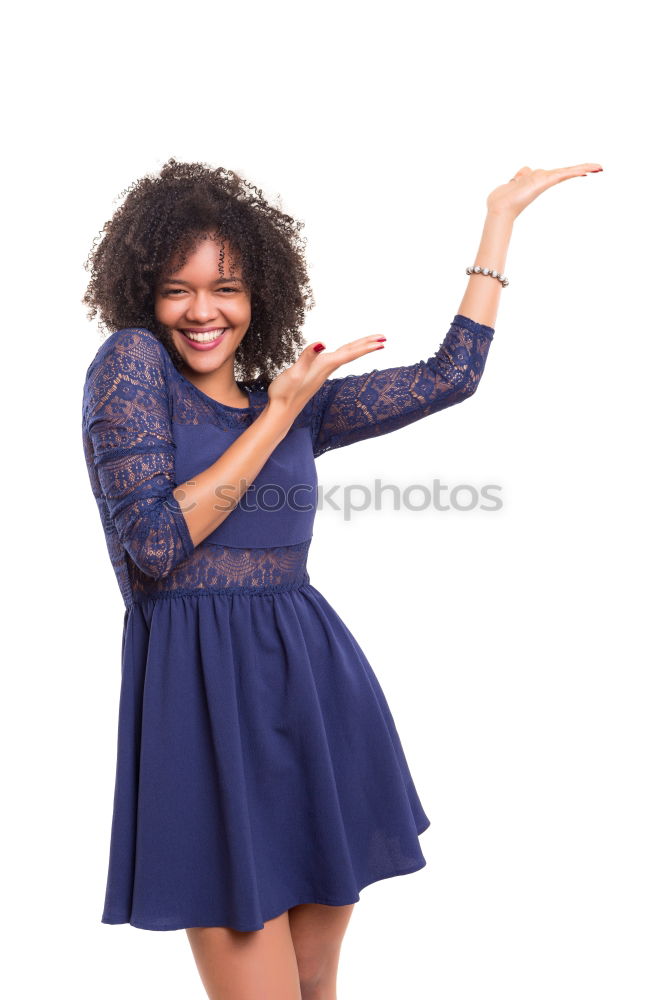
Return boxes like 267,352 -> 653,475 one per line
309,314 -> 494,458
307,203 -> 516,458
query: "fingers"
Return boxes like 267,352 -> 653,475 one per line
300,341 -> 327,359
303,335 -> 385,374
545,163 -> 604,180
507,163 -> 603,196
559,162 -> 603,172
514,163 -> 603,182
316,335 -> 386,361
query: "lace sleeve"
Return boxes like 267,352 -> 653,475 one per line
309,314 -> 495,458
82,327 -> 195,579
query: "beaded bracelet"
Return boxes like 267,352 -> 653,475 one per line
466,265 -> 509,287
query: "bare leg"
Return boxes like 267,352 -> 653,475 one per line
185,910 -> 301,1000
288,902 -> 356,1000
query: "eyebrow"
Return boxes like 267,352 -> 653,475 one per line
161,276 -> 245,286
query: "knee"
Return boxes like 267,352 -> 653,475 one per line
299,976 -> 326,1000
297,959 -> 332,1000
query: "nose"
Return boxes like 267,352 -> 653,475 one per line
184,291 -> 222,324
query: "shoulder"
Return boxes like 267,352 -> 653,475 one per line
84,327 -> 167,380
82,328 -> 170,420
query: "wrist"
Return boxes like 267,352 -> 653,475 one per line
485,206 -> 516,226
262,397 -> 299,439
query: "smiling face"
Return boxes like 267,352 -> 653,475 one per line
154,233 -> 252,380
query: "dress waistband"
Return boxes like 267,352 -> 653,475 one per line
130,574 -> 312,607
126,539 -> 312,608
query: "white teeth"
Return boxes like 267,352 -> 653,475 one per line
183,329 -> 226,343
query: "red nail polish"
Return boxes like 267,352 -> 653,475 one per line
376,337 -> 387,342
313,343 -> 325,352
591,168 -> 603,172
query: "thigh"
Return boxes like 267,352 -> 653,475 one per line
185,910 -> 301,1000
287,902 -> 355,986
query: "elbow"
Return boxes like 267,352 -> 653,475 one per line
462,373 -> 481,398
426,353 -> 485,405
127,553 -> 175,581
443,368 -> 482,407
459,361 -> 487,399
118,512 -> 192,580
438,367 -> 485,411
124,541 -> 181,580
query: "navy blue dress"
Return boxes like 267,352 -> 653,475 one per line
81,314 -> 495,932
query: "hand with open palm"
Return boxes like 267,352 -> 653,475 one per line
267,334 -> 385,412
487,162 -> 603,220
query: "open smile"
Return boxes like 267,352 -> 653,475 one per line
179,328 -> 228,348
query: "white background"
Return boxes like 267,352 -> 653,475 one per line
2,0 -> 664,997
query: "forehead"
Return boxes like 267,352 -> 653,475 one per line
166,234 -> 243,277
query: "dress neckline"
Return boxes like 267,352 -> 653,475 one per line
146,328 -> 254,412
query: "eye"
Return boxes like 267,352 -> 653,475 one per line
161,287 -> 239,295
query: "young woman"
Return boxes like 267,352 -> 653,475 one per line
81,157 -> 602,1000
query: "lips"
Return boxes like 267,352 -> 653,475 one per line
181,328 -> 226,334
178,328 -> 228,350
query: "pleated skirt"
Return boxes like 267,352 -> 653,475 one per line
101,581 -> 431,932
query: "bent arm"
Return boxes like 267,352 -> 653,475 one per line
83,328 -> 296,579
309,314 -> 494,458
173,402 -> 295,548
308,207 -> 513,458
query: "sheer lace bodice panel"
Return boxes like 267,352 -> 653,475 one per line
82,315 -> 494,609
126,537 -> 312,602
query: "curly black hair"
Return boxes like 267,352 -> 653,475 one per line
82,158 -> 315,384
